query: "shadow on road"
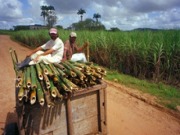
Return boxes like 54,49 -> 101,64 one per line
2,112 -> 19,135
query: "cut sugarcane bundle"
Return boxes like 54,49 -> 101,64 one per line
14,60 -> 106,107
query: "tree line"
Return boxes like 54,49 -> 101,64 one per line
41,5 -> 105,30
13,5 -> 112,31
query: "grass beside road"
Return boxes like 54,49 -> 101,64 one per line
105,69 -> 180,110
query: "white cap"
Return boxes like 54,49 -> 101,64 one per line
70,32 -> 77,37
49,28 -> 58,34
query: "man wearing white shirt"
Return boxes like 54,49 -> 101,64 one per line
17,28 -> 64,69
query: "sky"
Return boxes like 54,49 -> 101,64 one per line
0,0 -> 180,30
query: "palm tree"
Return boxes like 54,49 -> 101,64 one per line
48,5 -> 55,10
77,8 -> 86,21
41,5 -> 48,25
48,5 -> 55,14
93,13 -> 101,23
41,5 -> 55,26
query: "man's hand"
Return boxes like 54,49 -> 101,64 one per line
26,51 -> 33,58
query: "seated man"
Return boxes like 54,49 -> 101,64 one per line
62,32 -> 89,62
17,28 -> 64,69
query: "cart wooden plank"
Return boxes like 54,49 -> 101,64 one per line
16,81 -> 107,135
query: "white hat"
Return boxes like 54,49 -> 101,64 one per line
49,28 -> 58,34
70,32 -> 77,37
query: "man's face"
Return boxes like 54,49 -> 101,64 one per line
49,33 -> 58,40
70,37 -> 76,43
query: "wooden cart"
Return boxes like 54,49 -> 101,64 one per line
16,81 -> 107,135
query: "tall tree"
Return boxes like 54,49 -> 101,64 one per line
40,5 -> 56,27
93,13 -> 101,23
71,18 -> 105,30
47,11 -> 57,28
48,5 -> 55,14
77,8 -> 86,21
41,5 -> 48,25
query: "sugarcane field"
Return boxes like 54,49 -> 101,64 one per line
0,28 -> 180,135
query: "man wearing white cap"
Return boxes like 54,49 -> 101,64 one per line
62,31 -> 89,62
17,28 -> 64,69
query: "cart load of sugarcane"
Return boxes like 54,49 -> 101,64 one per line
10,48 -> 106,107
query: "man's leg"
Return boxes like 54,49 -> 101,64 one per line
71,53 -> 87,62
17,57 -> 32,70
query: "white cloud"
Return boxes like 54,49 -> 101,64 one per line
0,0 -> 23,19
1,0 -> 180,30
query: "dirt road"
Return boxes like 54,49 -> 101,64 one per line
0,35 -> 180,135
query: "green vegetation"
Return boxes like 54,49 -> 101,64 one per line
0,30 -> 14,35
9,29 -> 180,110
2,28 -> 179,110
105,69 -> 180,110
11,29 -> 180,87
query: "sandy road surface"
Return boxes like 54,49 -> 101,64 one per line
0,35 -> 180,135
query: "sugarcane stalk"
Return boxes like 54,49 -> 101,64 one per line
40,63 -> 48,75
54,63 -> 65,71
54,87 -> 63,100
57,68 -> 66,77
92,72 -> 102,79
64,61 -> 85,80
84,61 -> 94,66
83,71 -> 92,76
26,66 -> 31,88
60,77 -> 73,91
43,73 -> 50,89
23,89 -> 29,102
49,64 -> 59,75
22,69 -> 27,89
22,68 -> 29,101
90,66 -> 101,72
18,86 -> 24,101
44,64 -> 54,77
17,76 -> 23,88
64,68 -> 77,77
16,70 -> 23,82
40,81 -> 54,108
61,61 -> 71,70
30,65 -> 37,89
37,79 -> 45,106
13,49 -> 19,63
60,77 -> 79,91
69,61 -> 84,68
9,47 -> 18,74
88,74 -> 97,81
35,63 -> 43,80
53,75 -> 59,83
70,78 -> 81,85
58,77 -> 71,92
49,80 -> 57,98
29,65 -> 37,105
74,66 -> 83,72
30,87 -> 36,105
97,70 -> 107,76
